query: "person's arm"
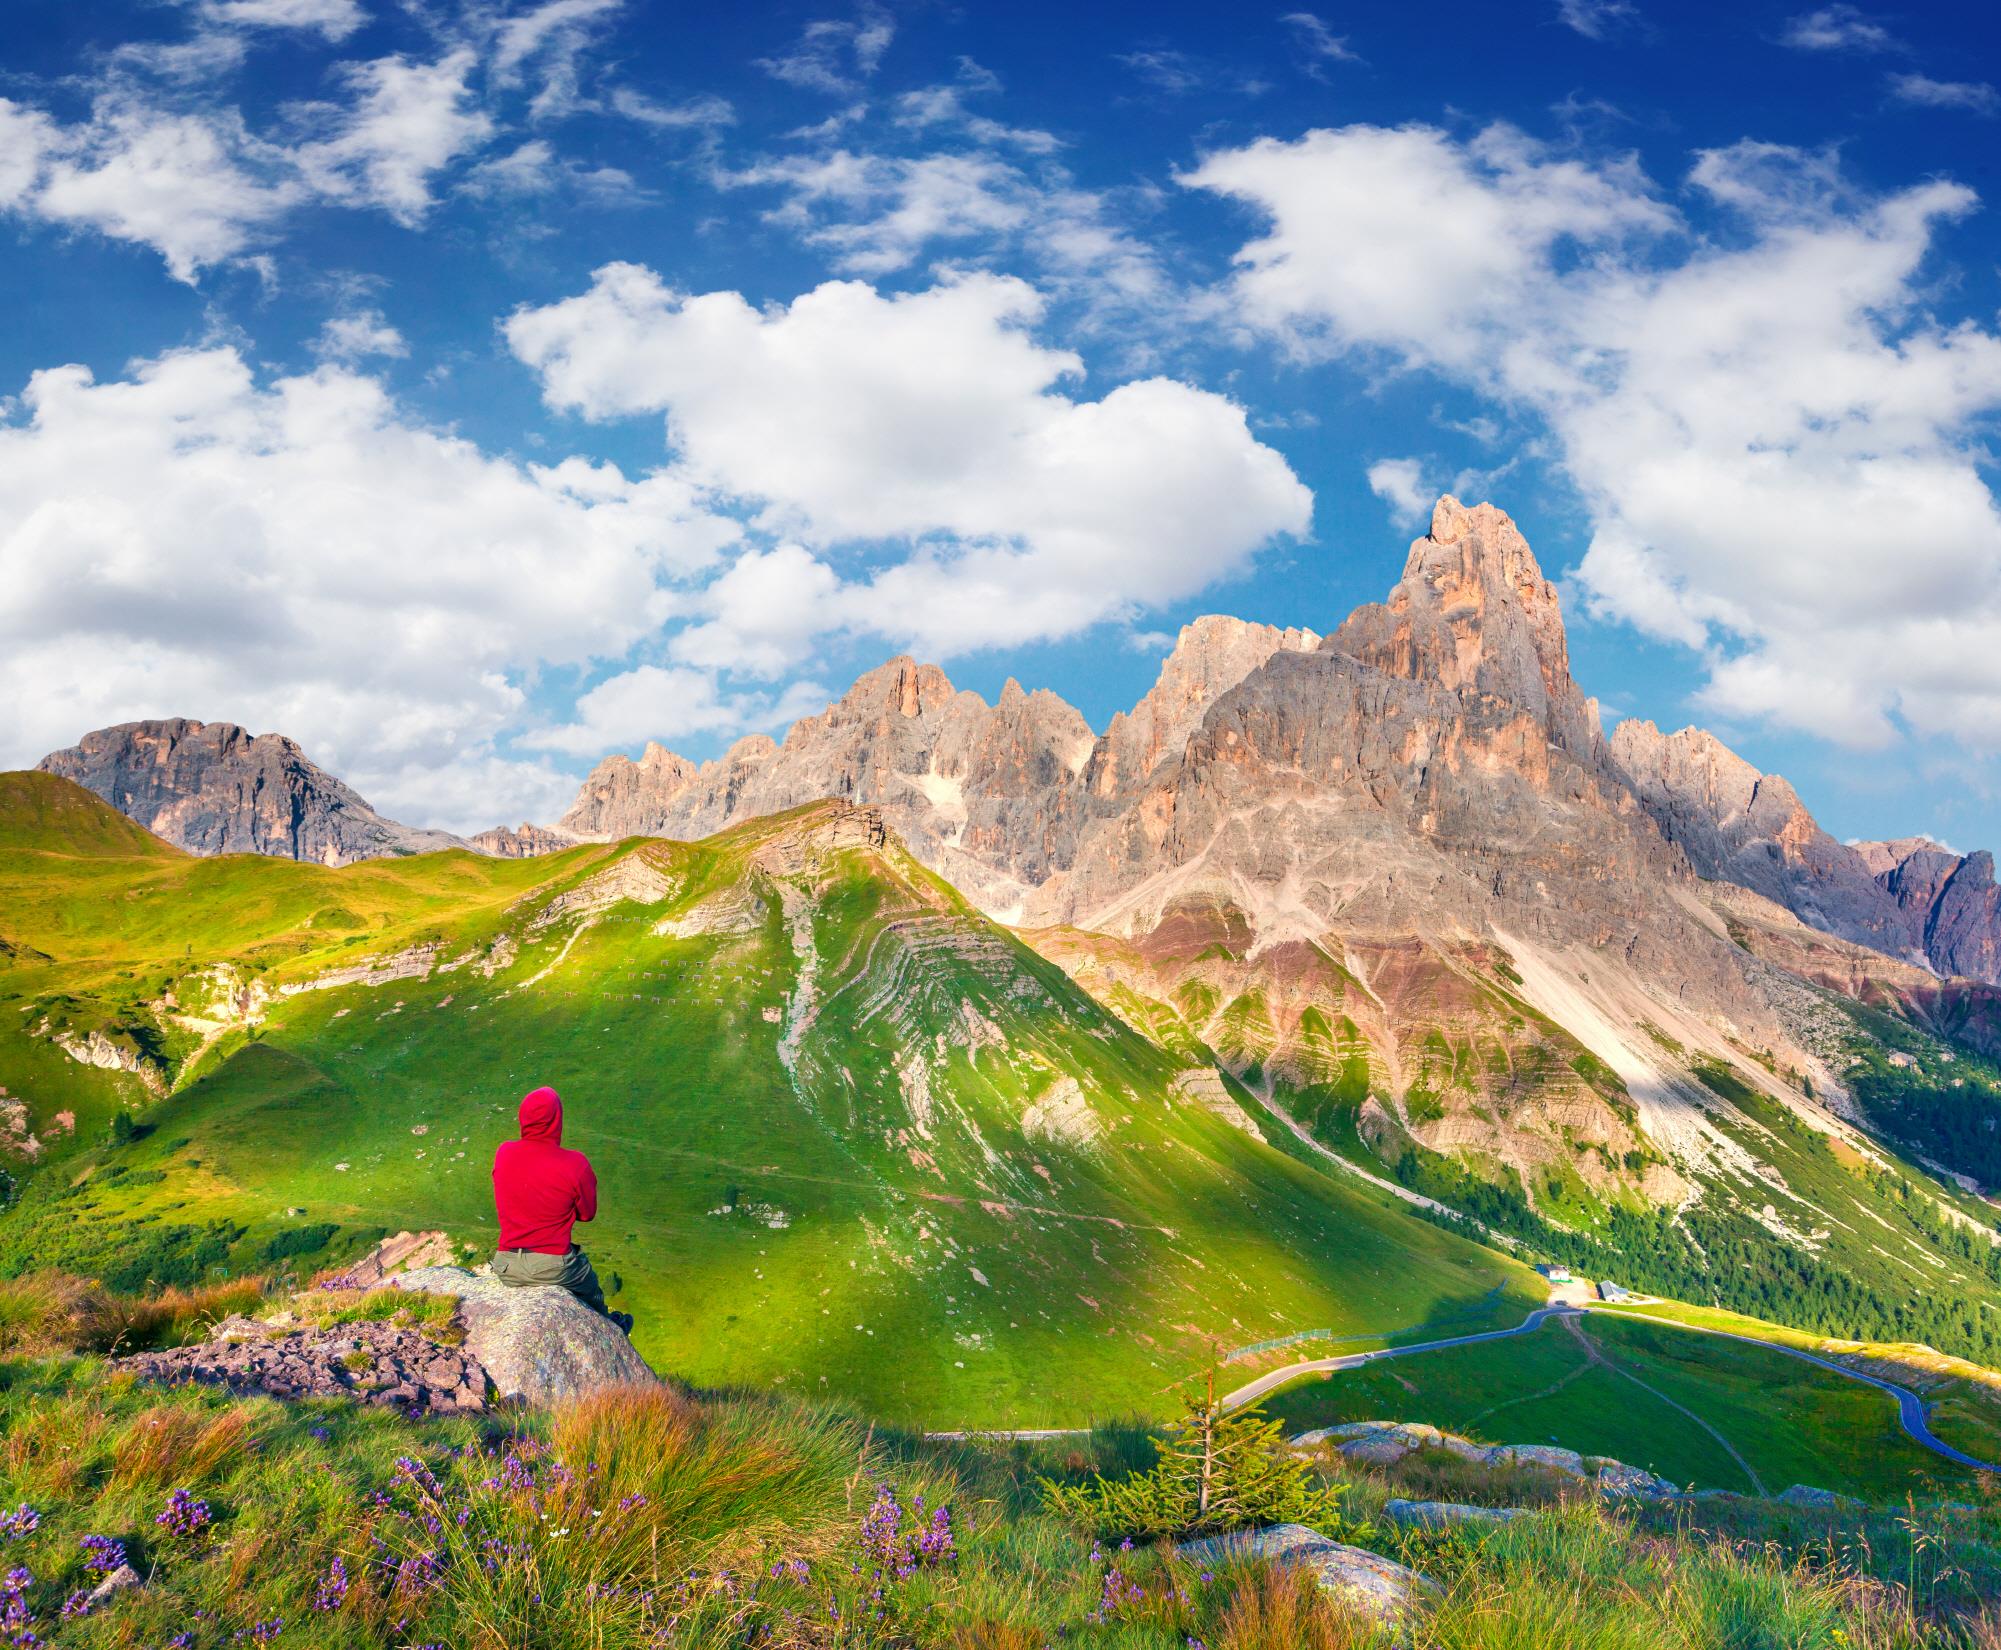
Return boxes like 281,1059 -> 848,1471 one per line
574,1156 -> 598,1225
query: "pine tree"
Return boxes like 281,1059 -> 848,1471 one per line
1039,1371 -> 1356,1542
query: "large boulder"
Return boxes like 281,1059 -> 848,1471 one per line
1176,1524 -> 1438,1629
1294,1420 -> 1488,1466
1382,1498 -> 1522,1530
394,1266 -> 656,1407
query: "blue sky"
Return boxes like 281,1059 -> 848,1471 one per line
3,0 -> 1999,845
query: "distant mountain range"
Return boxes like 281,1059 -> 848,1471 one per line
38,497 -> 2001,995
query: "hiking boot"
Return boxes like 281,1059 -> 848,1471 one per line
608,1310 -> 635,1335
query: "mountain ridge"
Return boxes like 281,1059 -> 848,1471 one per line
37,499 -> 2001,997
37,718 -> 466,866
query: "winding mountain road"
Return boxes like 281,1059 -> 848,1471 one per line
1599,1310 -> 2001,1474
1218,1306 -> 1575,1409
931,1303 -> 2001,1476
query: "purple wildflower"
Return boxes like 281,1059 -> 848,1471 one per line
2,1566 -> 34,1630
395,1548 -> 442,1596
79,1535 -> 126,1575
1090,1564 -> 1144,1623
0,1508 -> 37,1542
311,1554 -> 349,1613
156,1489 -> 212,1538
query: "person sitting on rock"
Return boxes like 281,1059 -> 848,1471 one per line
492,1086 -> 633,1333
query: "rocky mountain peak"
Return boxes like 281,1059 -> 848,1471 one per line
36,719 -> 462,865
1852,836 -> 1953,878
1085,614 -> 1320,800
833,656 -> 951,721
1330,496 -> 1598,758
1610,722 -> 1780,829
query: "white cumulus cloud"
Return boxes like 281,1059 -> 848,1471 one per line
505,264 -> 1311,659
523,665 -> 832,756
1778,5 -> 1902,52
1887,73 -> 1999,115
34,104 -> 304,282
0,346 -> 741,829
1366,458 -> 1434,528
196,0 -> 366,40
1187,122 -> 2001,752
293,50 -> 494,225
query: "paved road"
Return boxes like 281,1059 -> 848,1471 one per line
1599,1310 -> 2001,1474
928,1305 -> 1573,1441
930,1304 -> 2001,1475
1219,1306 -> 1575,1409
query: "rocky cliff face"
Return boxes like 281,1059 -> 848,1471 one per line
1609,724 -> 2001,984
37,720 -> 464,866
552,622 -> 1310,916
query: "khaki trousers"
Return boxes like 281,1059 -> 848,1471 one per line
492,1244 -> 608,1314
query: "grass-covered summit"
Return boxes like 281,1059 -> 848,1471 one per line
0,775 -> 1533,1424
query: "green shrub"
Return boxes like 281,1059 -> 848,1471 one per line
1040,1387 -> 1357,1543
261,1222 -> 339,1263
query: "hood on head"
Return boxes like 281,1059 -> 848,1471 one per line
517,1086 -> 562,1143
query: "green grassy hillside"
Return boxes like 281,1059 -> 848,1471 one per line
0,775 -> 1536,1424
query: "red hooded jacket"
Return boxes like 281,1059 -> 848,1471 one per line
492,1087 -> 598,1254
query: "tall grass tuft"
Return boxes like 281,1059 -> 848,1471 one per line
0,1269 -> 263,1355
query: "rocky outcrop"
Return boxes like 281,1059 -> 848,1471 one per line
1295,1421 -> 1678,1498
547,662 -> 1095,915
1871,843 -> 2001,984
325,1230 -> 458,1289
1176,1524 -> 1437,1626
38,720 -> 465,866
393,1266 -> 656,1407
1082,615 -> 1319,802
1777,1484 -> 1865,1510
534,619 -> 1321,918
121,1314 -> 488,1414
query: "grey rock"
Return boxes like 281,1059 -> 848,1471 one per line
125,1315 -> 485,1414
394,1266 -> 656,1407
1177,1523 -> 1438,1627
87,1564 -> 143,1606
1485,1444 -> 1587,1477
38,718 -> 464,865
1382,1498 -> 1522,1530
1338,1436 -> 1414,1467
1777,1485 -> 1865,1510
1305,1420 -> 1492,1467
